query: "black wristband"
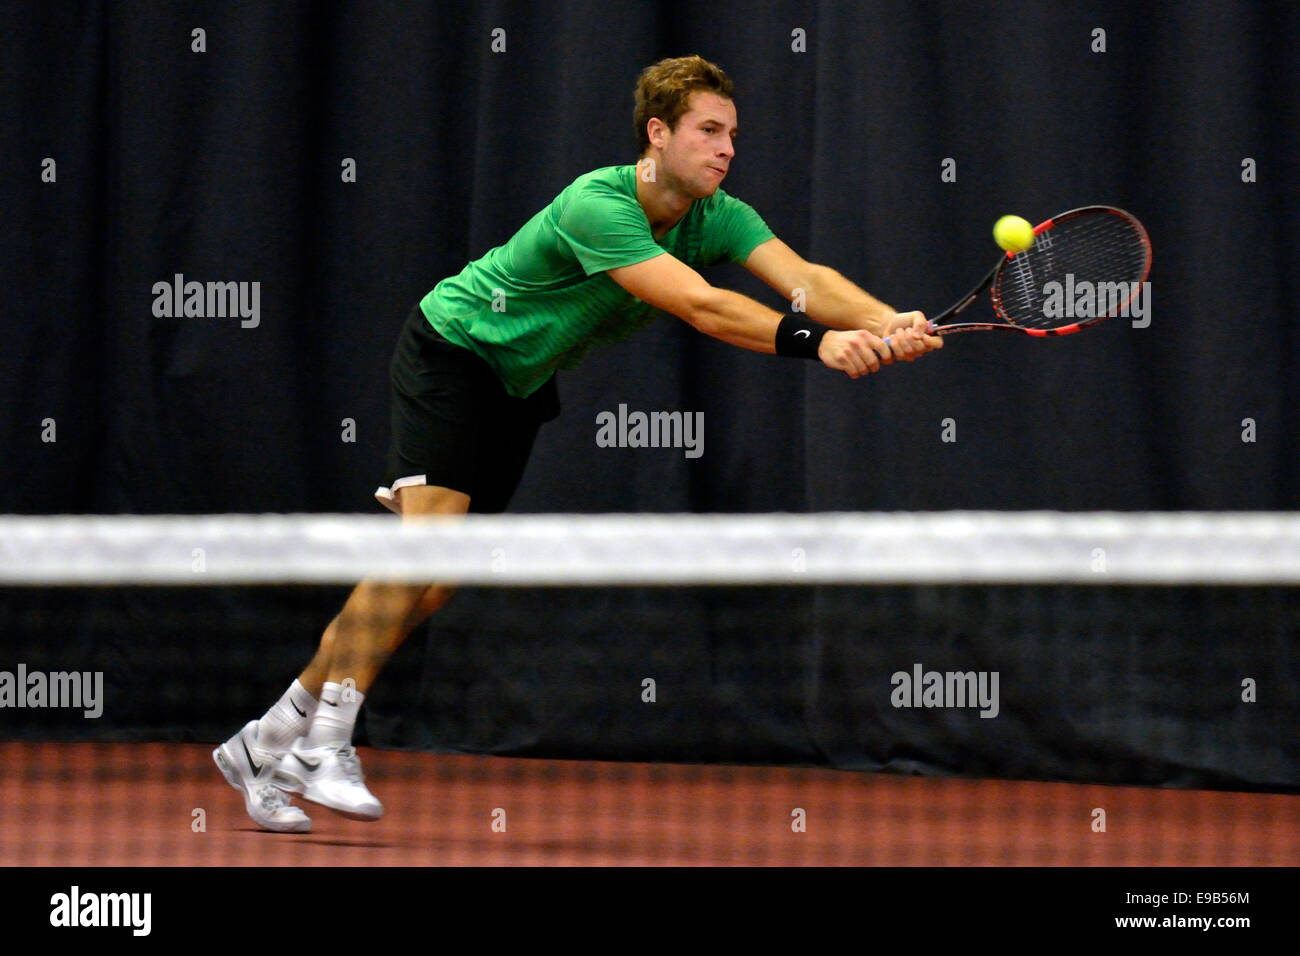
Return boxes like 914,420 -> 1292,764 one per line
775,315 -> 828,359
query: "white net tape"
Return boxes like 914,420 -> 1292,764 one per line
2,512 -> 1300,585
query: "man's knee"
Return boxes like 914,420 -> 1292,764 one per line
388,485 -> 465,627
417,584 -> 455,614
345,580 -> 429,625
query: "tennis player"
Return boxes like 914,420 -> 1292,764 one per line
214,55 -> 942,831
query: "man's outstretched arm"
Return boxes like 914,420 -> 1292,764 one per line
606,251 -> 936,379
743,237 -> 943,349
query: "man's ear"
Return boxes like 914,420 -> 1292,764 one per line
646,116 -> 668,150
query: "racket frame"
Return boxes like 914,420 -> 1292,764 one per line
920,205 -> 1152,339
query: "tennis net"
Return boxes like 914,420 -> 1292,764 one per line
1,511 -> 1297,866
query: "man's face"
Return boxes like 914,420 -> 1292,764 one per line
658,91 -> 737,198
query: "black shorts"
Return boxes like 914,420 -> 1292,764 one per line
375,304 -> 560,514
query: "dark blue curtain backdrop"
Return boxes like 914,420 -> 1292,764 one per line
1,2 -> 1296,790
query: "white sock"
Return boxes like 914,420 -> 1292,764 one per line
255,679 -> 318,753
303,681 -> 363,751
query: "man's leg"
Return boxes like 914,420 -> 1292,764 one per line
298,483 -> 467,696
294,583 -> 454,698
214,485 -> 468,830
270,485 -> 469,819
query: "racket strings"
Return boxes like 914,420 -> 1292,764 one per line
993,211 -> 1150,330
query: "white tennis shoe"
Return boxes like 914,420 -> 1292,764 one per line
271,741 -> 384,821
213,720 -> 312,833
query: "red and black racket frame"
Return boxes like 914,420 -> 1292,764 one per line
929,205 -> 1153,338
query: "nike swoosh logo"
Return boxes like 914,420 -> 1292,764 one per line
291,699 -> 307,717
794,329 -> 811,338
295,752 -> 321,770
241,739 -> 263,774
323,699 -> 338,707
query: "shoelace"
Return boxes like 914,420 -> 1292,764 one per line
335,746 -> 365,782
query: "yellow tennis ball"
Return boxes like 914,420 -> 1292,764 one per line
993,215 -> 1035,253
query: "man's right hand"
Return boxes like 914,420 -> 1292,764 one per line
817,329 -> 894,378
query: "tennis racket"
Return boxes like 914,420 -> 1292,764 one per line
885,205 -> 1151,345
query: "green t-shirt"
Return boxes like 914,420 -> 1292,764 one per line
419,164 -> 776,397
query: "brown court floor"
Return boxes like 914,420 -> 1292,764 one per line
1,741 -> 1296,866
